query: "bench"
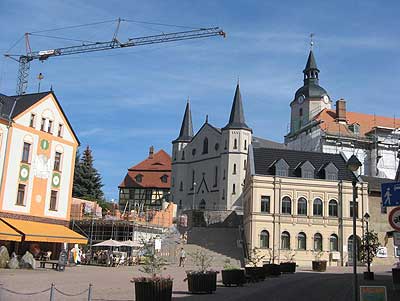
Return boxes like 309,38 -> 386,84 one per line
39,260 -> 59,270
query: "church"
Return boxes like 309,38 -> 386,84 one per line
170,85 -> 283,211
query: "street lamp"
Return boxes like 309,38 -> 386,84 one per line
346,154 -> 362,301
192,182 -> 197,210
363,212 -> 371,276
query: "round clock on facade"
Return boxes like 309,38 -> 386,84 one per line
323,95 -> 330,104
52,173 -> 61,188
297,94 -> 305,104
19,165 -> 30,181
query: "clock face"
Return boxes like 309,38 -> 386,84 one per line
297,95 -> 305,104
19,165 -> 30,181
52,173 -> 61,187
323,95 -> 330,104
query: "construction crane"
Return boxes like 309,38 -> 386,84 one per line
4,18 -> 225,95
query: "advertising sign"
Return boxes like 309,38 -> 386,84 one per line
360,286 -> 387,301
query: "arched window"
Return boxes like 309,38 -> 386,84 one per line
281,231 -> 290,250
178,200 -> 182,209
181,151 -> 185,160
213,166 -> 218,187
329,200 -> 338,217
179,181 -> 183,191
191,170 -> 195,190
260,230 -> 269,248
232,184 -> 236,194
233,164 -> 237,174
281,196 -> 292,215
314,233 -> 323,251
244,159 -> 247,169
244,140 -> 247,150
199,199 -> 206,210
233,139 -> 238,149
202,138 -> 208,154
297,232 -> 306,250
297,197 -> 307,215
330,234 -> 338,251
313,198 -> 323,216
299,108 -> 303,117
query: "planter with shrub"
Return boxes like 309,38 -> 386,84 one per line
280,251 -> 296,274
221,259 -> 245,287
312,251 -> 327,272
245,248 -> 266,282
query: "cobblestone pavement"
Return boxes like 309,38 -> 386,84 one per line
0,264 -> 399,300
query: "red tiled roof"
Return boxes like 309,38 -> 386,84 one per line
119,149 -> 171,188
315,109 -> 400,138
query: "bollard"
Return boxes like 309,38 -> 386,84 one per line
0,283 -> 3,301
49,283 -> 55,301
88,283 -> 93,301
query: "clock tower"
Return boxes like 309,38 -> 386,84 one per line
289,50 -> 331,134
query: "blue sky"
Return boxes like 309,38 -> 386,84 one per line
1,0 -> 399,200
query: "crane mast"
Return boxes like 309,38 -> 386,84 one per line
5,21 -> 225,95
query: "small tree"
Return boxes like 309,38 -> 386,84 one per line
282,250 -> 296,263
247,247 -> 266,267
360,230 -> 380,272
189,249 -> 213,273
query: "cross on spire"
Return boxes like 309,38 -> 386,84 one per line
310,33 -> 315,51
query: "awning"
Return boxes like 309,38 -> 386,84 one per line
1,218 -> 87,244
0,220 -> 22,242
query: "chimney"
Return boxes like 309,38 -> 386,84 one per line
336,99 -> 347,123
149,146 -> 154,159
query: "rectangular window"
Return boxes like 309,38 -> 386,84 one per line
213,166 -> 218,187
261,196 -> 270,213
276,169 -> 288,177
303,171 -> 314,179
57,124 -> 63,137
29,114 -> 36,128
16,184 -> 26,206
22,142 -> 31,163
54,152 -> 62,171
232,184 -> 236,194
49,190 -> 58,211
47,120 -> 53,133
40,118 -> 46,131
350,201 -> 358,218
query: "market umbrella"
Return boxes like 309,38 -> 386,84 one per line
120,240 -> 142,247
92,239 -> 122,247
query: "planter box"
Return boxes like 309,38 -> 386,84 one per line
263,264 -> 281,277
222,269 -> 245,287
393,268 -> 400,290
134,279 -> 173,301
245,266 -> 265,282
187,272 -> 217,294
280,262 -> 296,274
363,271 -> 374,280
312,260 -> 327,272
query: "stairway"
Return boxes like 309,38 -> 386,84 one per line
181,227 -> 243,268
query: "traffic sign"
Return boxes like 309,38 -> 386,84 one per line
381,182 -> 400,207
388,207 -> 400,231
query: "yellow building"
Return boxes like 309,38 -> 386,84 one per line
243,146 -> 368,267
0,91 -> 86,256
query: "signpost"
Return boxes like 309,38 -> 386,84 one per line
381,182 -> 400,207
360,286 -> 387,301
388,207 -> 400,232
394,232 -> 400,247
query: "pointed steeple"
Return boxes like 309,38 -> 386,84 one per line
222,84 -> 251,131
303,50 -> 320,85
173,99 -> 194,143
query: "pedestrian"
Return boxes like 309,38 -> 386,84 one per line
178,247 -> 186,267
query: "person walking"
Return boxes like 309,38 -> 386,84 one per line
178,247 -> 186,267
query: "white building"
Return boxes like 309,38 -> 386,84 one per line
285,50 -> 400,179
171,85 -> 284,211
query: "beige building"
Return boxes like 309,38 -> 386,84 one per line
243,146 -> 369,267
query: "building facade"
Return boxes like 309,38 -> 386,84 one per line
285,50 -> 400,179
243,146 -> 369,267
0,91 -> 86,253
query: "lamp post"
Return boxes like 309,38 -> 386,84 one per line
192,182 -> 196,210
363,212 -> 371,275
346,154 -> 362,301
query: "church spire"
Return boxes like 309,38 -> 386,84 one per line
174,99 -> 194,143
223,83 -> 251,131
303,50 -> 320,85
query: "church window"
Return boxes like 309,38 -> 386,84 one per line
192,148 -> 196,156
223,169 -> 226,180
199,200 -> 206,210
202,137 -> 209,154
191,170 -> 195,190
233,164 -> 237,174
215,143 -> 219,151
233,139 -> 238,149
179,182 -> 183,191
224,140 -> 227,150
222,189 -> 225,199
244,140 -> 247,150
244,159 -> 247,169
173,151 -> 176,161
214,166 -> 218,187
299,108 -> 303,117
232,184 -> 236,194
178,200 -> 182,209
181,151 -> 185,160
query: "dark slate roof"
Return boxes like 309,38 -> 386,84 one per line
173,100 -> 194,143
222,84 -> 251,131
295,83 -> 328,99
11,92 -> 52,118
0,93 -> 17,120
253,147 -> 355,181
360,176 -> 394,193
252,136 -> 286,149
303,50 -> 319,72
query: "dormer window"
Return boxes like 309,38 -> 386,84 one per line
300,161 -> 315,179
135,174 -> 143,183
349,123 -> 360,135
324,162 -> 338,180
29,114 -> 36,128
274,159 -> 289,177
161,174 -> 168,183
202,137 -> 208,154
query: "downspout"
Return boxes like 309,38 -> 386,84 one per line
278,178 -> 282,263
0,99 -> 17,193
338,180 -> 344,266
272,176 -> 276,263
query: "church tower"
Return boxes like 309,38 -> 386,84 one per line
171,100 -> 193,206
221,84 -> 252,210
288,49 -> 331,135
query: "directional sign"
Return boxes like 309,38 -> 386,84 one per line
388,207 -> 400,232
381,182 -> 400,207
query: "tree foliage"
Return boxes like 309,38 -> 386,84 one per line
360,230 -> 381,265
73,145 -> 105,204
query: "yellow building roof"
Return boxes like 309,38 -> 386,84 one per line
1,218 -> 87,244
0,220 -> 22,242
